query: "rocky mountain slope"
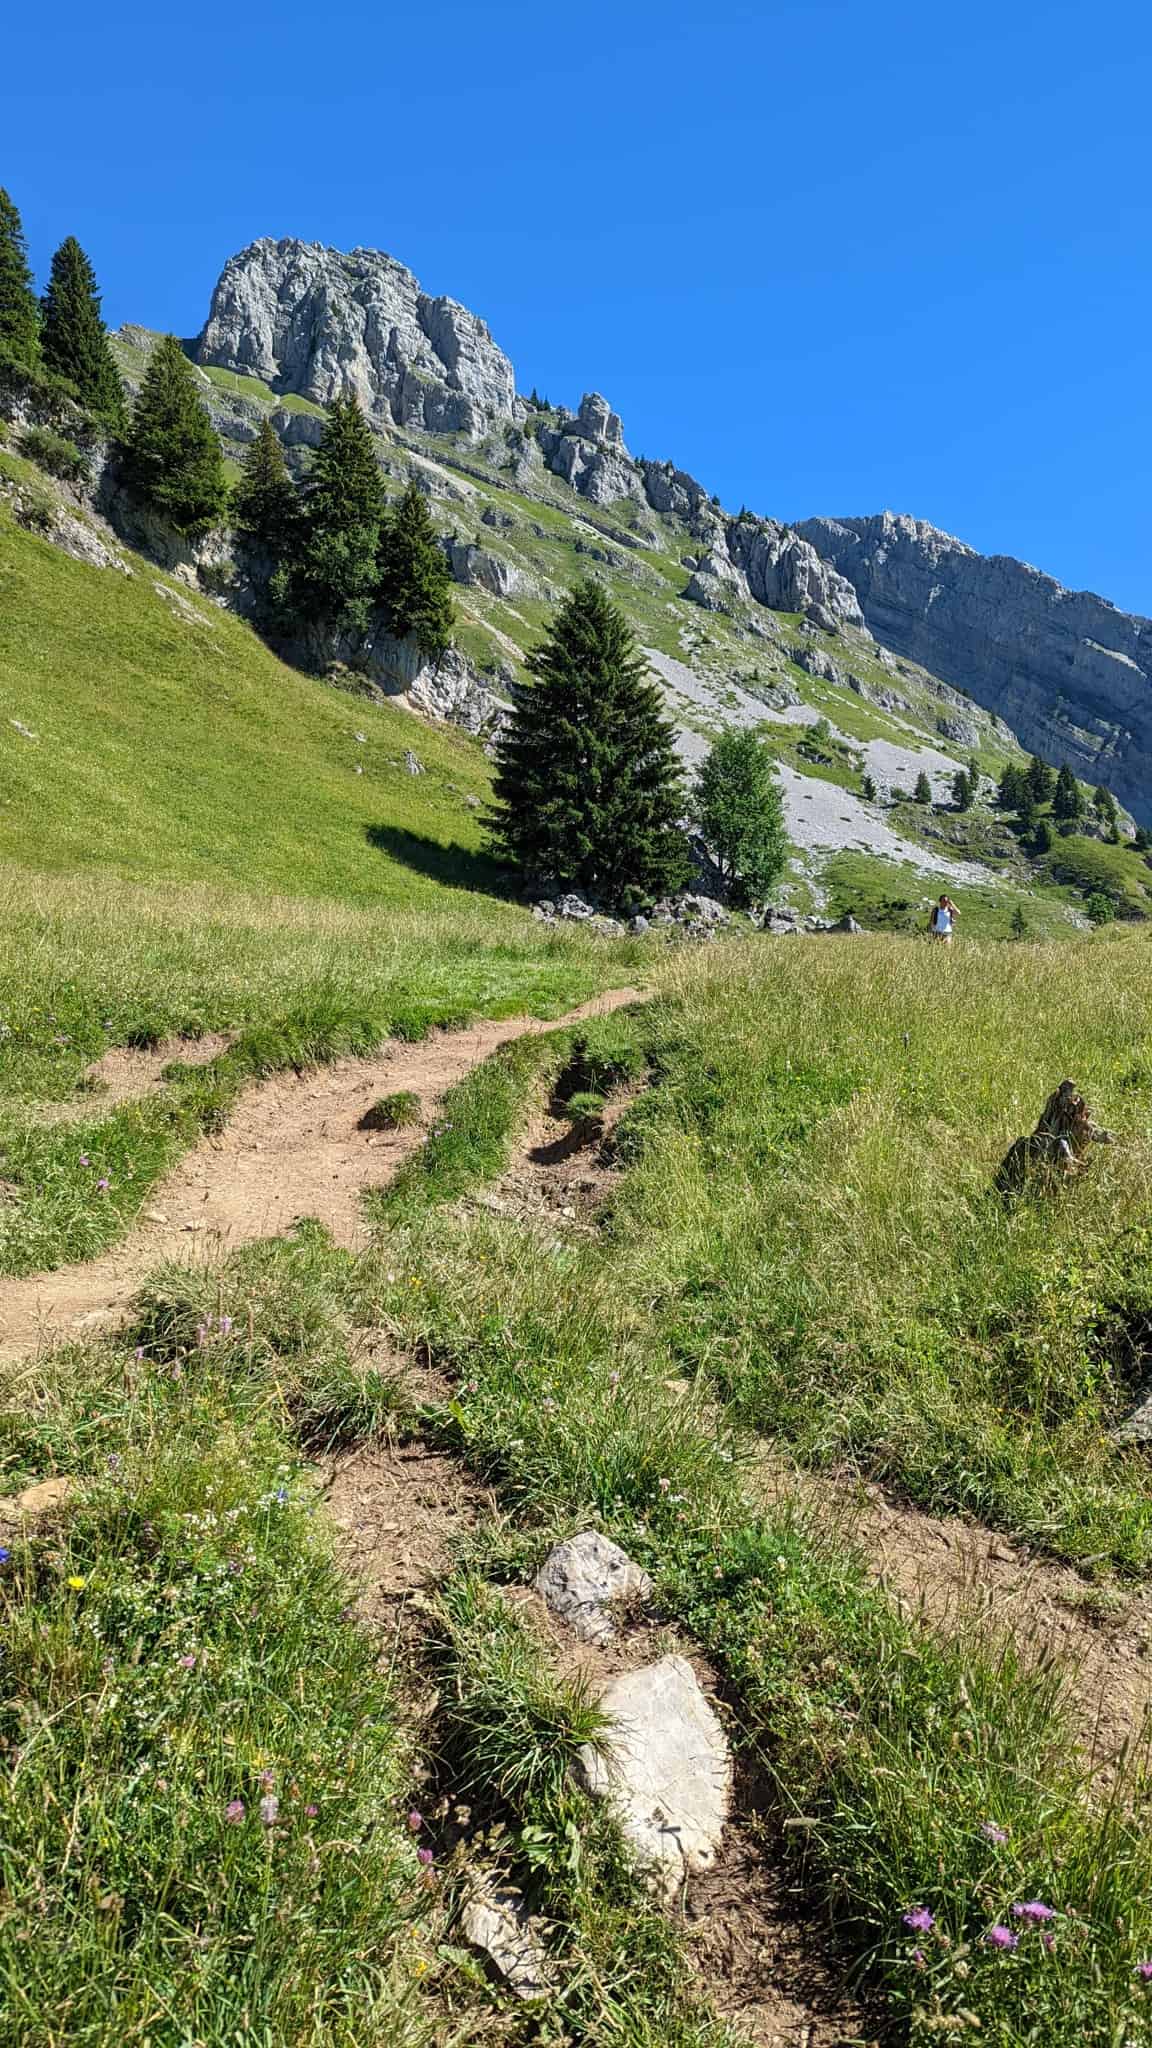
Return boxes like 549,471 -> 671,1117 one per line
5,231 -> 1146,934
798,513 -> 1152,826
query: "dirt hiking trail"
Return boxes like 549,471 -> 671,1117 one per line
0,989 -> 642,1364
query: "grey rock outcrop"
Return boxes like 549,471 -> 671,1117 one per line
576,1656 -> 731,1896
443,539 -> 526,597
727,517 -> 865,627
799,513 -> 1152,824
198,239 -> 519,438
460,1879 -> 551,2000
536,1531 -> 653,1643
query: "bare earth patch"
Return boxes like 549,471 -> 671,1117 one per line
475,1087 -> 641,1231
36,1032 -> 235,1125
0,989 -> 642,1363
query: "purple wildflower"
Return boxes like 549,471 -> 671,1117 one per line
305,1802 -> 318,1817
259,1794 -> 279,1827
225,1799 -> 245,1824
1012,1902 -> 1055,1924
0,1546 -> 10,1565
219,1315 -> 234,1336
417,1847 -> 434,1867
912,1948 -> 926,1969
177,1653 -> 196,1670
980,1821 -> 1009,1844
79,1154 -> 90,1167
134,1347 -> 145,1362
407,1809 -> 423,1832
986,1926 -> 1018,1951
96,1177 -> 110,1192
902,1908 -> 935,1934
1136,1962 -> 1152,1981
1042,1932 -> 1056,1952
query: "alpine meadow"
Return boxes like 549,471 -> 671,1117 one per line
2,58 -> 1152,2048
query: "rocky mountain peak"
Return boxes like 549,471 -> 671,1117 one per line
197,237 -> 519,438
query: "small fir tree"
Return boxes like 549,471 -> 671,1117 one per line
952,768 -> 974,810
1016,787 -> 1038,830
40,237 -> 125,425
123,335 -> 228,535
1093,783 -> 1119,830
997,763 -> 1023,811
694,729 -> 788,907
232,417 -> 299,557
914,770 -> 932,805
1027,753 -> 1055,805
490,579 -> 690,908
0,186 -> 40,368
967,755 -> 982,798
294,395 -> 387,632
861,772 -> 877,802
1010,904 -> 1029,940
377,481 -> 455,663
1032,817 -> 1053,854
1053,763 -> 1084,823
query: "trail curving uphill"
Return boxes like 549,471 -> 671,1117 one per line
0,988 -> 642,1365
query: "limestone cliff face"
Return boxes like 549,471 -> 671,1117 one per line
197,239 -> 519,437
799,513 -> 1152,822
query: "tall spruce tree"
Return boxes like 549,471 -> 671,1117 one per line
0,187 -> 40,368
1053,763 -> 1084,823
294,395 -> 386,633
40,238 -> 125,424
914,770 -> 932,805
377,481 -> 454,662
1027,753 -> 1055,805
694,729 -> 788,906
123,335 -> 228,535
491,579 -> 690,908
232,418 -> 299,556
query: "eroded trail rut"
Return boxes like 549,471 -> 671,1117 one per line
0,988 -> 641,1363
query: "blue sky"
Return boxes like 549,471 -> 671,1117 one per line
6,0 -> 1149,611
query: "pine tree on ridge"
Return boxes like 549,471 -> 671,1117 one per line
377,480 -> 455,664
40,237 -> 126,425
0,186 -> 41,369
122,334 -> 228,536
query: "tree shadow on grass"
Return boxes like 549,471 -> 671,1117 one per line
366,823 -> 516,900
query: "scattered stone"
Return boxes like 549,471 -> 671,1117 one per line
576,1656 -> 731,1896
403,750 -> 425,776
1114,1386 -> 1152,1445
995,1080 -> 1115,1197
460,1878 -> 552,1999
831,912 -> 864,934
143,1209 -> 170,1225
629,913 -> 650,934
0,1475 -> 76,1528
536,1530 -> 653,1644
554,892 -> 596,921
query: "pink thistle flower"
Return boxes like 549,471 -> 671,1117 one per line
224,1799 -> 245,1824
305,1803 -> 318,1817
406,1809 -> 423,1832
177,1653 -> 196,1670
1135,1961 -> 1152,1981
417,1847 -> 434,1867
1012,1902 -> 1055,1924
79,1154 -> 90,1167
902,1908 -> 935,1934
96,1178 -> 110,1192
980,1821 -> 1009,1844
986,1925 -> 1018,1951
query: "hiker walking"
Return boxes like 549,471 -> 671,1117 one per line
929,894 -> 957,943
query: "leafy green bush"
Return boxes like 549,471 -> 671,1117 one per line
1086,890 -> 1115,926
20,424 -> 90,484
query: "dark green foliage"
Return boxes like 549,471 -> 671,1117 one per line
1134,827 -> 1151,853
1053,763 -> 1084,822
377,481 -> 454,663
1009,904 -> 1029,939
1094,783 -> 1119,834
997,762 -> 1023,811
694,728 -> 788,906
294,396 -> 385,634
20,425 -> 89,484
1017,787 -> 1037,830
861,771 -> 877,801
39,238 -> 125,426
967,754 -> 981,795
0,187 -> 40,368
951,768 -> 974,810
1032,816 -> 1053,854
490,580 -> 690,909
914,770 -> 932,805
232,418 -> 300,557
122,335 -> 228,537
1086,890 -> 1115,925
1027,753 -> 1055,804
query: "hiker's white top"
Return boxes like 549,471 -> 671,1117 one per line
933,906 -> 953,933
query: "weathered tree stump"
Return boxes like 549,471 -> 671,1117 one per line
995,1079 -> 1114,1197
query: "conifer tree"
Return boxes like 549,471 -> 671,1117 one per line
40,237 -> 125,424
967,755 -> 981,798
232,418 -> 299,556
694,729 -> 788,906
0,186 -> 40,368
377,481 -> 455,663
123,335 -> 228,535
294,395 -> 386,632
1093,782 -> 1118,829
1053,763 -> 1084,823
997,763 -> 1023,811
861,772 -> 877,802
490,580 -> 690,908
914,770 -> 932,805
952,768 -> 974,810
1027,753 -> 1055,805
